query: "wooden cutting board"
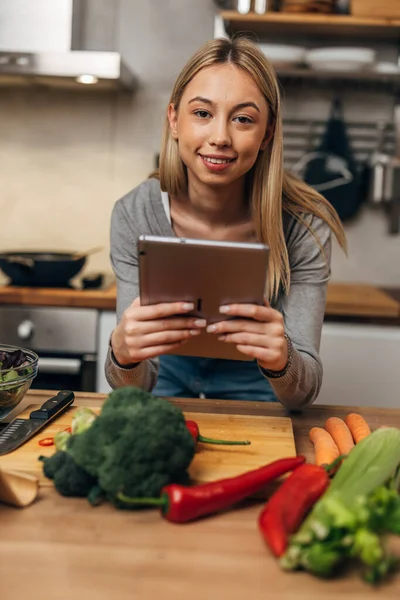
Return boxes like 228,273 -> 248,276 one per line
0,405 -> 296,487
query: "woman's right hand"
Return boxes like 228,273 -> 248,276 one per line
111,297 -> 206,366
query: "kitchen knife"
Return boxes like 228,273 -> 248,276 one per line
0,390 -> 74,456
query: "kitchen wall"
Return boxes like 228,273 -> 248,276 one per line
1,0 -> 399,286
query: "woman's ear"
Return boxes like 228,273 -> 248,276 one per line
168,103 -> 179,140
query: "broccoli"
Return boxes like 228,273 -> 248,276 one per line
39,451 -> 97,498
54,430 -> 71,452
68,386 -> 195,505
71,406 -> 97,434
53,407 -> 98,451
100,385 -> 155,415
40,450 -> 67,479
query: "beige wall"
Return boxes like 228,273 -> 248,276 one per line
1,87 -> 165,279
1,84 -> 399,287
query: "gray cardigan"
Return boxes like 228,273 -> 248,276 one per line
105,178 -> 332,409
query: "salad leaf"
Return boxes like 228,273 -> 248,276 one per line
0,349 -> 31,386
0,350 -> 27,371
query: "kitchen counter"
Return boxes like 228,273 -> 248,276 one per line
0,281 -> 117,310
1,389 -> 400,600
0,282 -> 399,321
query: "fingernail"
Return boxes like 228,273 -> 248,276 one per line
207,324 -> 217,333
219,305 -> 230,314
183,303 -> 194,310
190,329 -> 201,336
194,319 -> 207,328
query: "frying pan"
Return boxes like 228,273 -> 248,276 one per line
0,247 -> 103,287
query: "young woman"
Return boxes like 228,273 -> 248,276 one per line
105,37 -> 346,408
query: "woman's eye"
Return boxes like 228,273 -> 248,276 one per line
194,110 -> 210,119
234,115 -> 253,124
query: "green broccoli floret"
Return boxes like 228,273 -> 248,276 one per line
68,387 -> 195,506
100,385 -> 155,415
39,451 -> 97,498
39,450 -> 67,479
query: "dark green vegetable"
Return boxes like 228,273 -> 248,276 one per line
100,385 -> 158,415
40,386 -> 196,507
0,349 -> 27,371
68,388 -> 195,505
39,451 -> 97,498
0,349 -> 32,385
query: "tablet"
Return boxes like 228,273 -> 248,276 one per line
138,235 -> 269,361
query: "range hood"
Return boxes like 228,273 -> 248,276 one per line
0,0 -> 138,91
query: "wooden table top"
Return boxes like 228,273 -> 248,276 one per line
1,390 -> 400,599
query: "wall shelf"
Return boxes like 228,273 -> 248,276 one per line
275,66 -> 400,91
220,11 -> 400,41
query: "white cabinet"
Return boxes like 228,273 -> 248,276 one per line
318,322 -> 400,408
96,311 -> 116,394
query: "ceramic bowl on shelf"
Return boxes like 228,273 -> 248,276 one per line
258,44 -> 306,67
372,62 -> 400,75
305,47 -> 376,72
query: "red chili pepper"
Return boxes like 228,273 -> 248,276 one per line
117,455 -> 305,523
185,420 -> 250,446
258,457 -> 342,557
38,437 -> 55,447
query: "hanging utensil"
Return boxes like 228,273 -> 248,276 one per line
366,121 -> 390,207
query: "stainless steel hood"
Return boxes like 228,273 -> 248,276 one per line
0,0 -> 138,91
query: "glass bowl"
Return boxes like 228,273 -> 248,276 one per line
0,344 -> 39,420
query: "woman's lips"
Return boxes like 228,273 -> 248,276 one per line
199,154 -> 236,172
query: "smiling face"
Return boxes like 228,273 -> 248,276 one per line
168,64 -> 270,190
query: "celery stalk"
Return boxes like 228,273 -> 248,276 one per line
327,428 -> 400,500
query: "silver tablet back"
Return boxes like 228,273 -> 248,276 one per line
138,236 -> 269,361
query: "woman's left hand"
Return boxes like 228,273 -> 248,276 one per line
206,300 -> 288,372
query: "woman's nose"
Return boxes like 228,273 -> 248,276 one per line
209,118 -> 231,147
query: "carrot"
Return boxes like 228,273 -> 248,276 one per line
325,417 -> 355,455
309,427 -> 340,467
344,413 -> 371,444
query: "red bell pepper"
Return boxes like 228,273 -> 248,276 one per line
258,457 -> 343,557
117,455 -> 305,523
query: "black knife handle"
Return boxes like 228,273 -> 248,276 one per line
29,390 -> 75,420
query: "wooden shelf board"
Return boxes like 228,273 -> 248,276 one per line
220,11 -> 400,40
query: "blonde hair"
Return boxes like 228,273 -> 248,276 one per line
156,37 -> 347,300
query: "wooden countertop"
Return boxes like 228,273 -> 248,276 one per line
0,281 -> 118,310
1,390 -> 400,599
0,281 -> 399,320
